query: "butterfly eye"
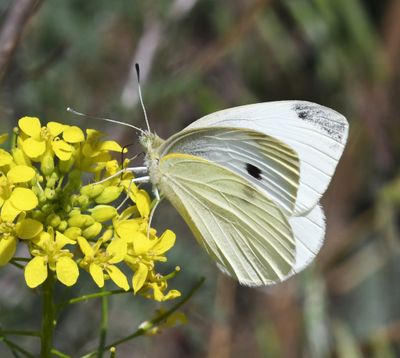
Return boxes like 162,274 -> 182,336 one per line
246,163 -> 262,180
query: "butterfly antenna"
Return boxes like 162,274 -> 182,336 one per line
135,63 -> 151,133
66,107 -> 146,136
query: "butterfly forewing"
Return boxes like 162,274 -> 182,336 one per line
159,127 -> 300,215
185,101 -> 348,215
157,153 -> 296,286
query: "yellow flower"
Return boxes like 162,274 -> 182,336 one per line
140,272 -> 181,302
0,215 -> 42,266
122,229 -> 176,294
77,236 -> 129,290
18,117 -> 84,161
24,228 -> 79,288
0,165 -> 38,221
0,116 -> 179,305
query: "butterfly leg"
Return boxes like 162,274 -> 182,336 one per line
94,166 -> 148,185
147,195 -> 163,238
116,175 -> 151,210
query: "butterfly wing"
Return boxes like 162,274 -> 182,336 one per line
159,127 -> 300,215
156,153 -> 296,286
286,203 -> 325,278
184,101 -> 349,215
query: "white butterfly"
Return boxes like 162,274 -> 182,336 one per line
82,100 -> 348,286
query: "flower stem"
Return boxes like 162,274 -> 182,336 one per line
56,288 -> 130,311
41,273 -> 56,358
97,290 -> 108,358
0,329 -> 41,337
82,277 -> 205,358
1,336 -> 36,358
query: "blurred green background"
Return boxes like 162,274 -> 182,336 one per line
1,0 -> 400,357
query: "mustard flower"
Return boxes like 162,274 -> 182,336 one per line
0,116 -> 179,304
25,228 -> 79,288
77,235 -> 129,291
0,165 -> 38,221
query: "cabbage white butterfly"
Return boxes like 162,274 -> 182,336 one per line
69,95 -> 348,287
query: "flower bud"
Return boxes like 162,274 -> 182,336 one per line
40,152 -> 54,175
68,214 -> 87,228
90,205 -> 117,222
81,184 -> 104,198
77,195 -> 89,207
58,220 -> 68,231
44,188 -> 56,200
12,147 -> 31,166
82,222 -> 102,239
63,227 -> 82,240
59,157 -> 75,173
46,213 -> 61,227
95,186 -> 123,204
101,229 -> 113,242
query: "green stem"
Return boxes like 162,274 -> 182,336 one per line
1,337 -> 36,358
12,257 -> 30,262
97,291 -> 108,358
41,273 -> 56,358
51,348 -> 71,358
10,257 -> 30,270
82,277 -> 205,358
57,288 -> 129,312
0,330 -> 41,337
58,268 -> 181,311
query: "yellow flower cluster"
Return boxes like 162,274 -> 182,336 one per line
0,117 -> 180,302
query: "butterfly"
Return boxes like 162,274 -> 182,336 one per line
71,99 -> 348,286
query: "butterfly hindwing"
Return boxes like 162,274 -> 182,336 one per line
286,203 -> 326,278
159,127 -> 300,215
156,153 -> 296,286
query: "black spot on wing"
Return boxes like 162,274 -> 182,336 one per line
246,163 -> 262,180
293,102 -> 346,142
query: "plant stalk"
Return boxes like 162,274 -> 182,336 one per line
41,273 -> 55,358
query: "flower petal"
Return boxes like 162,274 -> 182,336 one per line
99,141 -> 126,153
89,263 -> 104,287
106,265 -> 129,291
10,188 -> 38,211
24,256 -> 48,288
77,236 -> 94,256
16,218 -> 43,240
0,236 -> 17,266
133,189 -> 151,218
52,140 -> 73,161
151,230 -> 176,255
7,165 -> 35,183
1,200 -> 21,222
47,122 -> 66,136
0,149 -> 13,166
107,238 -> 127,264
56,256 -> 79,286
132,263 -> 148,294
63,126 -> 84,143
163,289 -> 181,301
115,219 -> 140,239
132,232 -> 153,254
22,138 -> 46,158
19,117 -> 41,138
55,231 -> 76,249
150,283 -> 165,302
